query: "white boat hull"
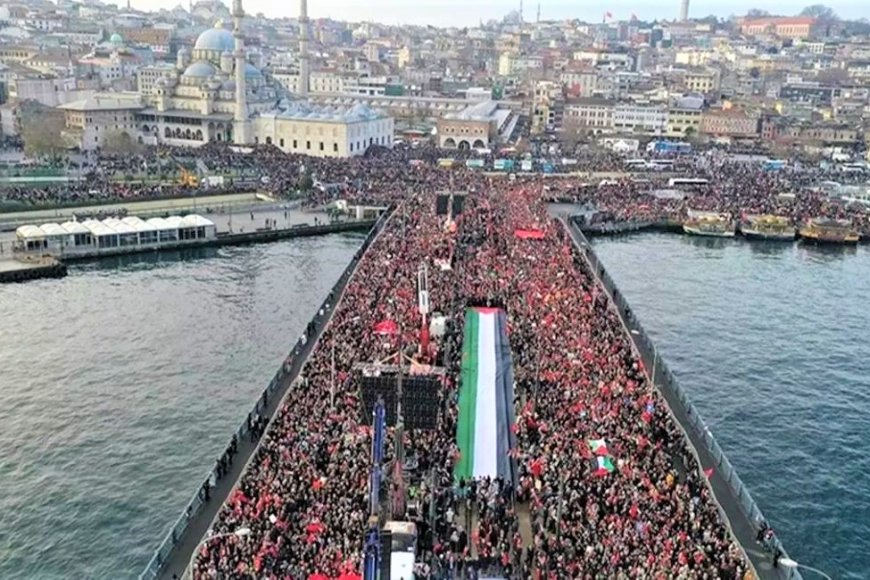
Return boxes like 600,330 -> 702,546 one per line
683,225 -> 736,237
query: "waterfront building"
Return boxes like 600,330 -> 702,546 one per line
436,100 -> 516,149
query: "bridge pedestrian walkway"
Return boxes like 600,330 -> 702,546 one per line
146,211 -> 392,580
559,213 -> 797,580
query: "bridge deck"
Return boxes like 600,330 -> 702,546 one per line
152,216 -> 385,580
560,213 -> 794,580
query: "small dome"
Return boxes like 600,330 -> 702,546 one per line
109,33 -> 124,46
221,80 -> 236,91
244,63 -> 262,78
178,46 -> 189,55
156,77 -> 168,86
207,79 -> 222,90
194,24 -> 235,52
183,60 -> 218,77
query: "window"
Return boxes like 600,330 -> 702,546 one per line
306,141 -> 311,150
333,143 -> 338,152
349,142 -> 353,152
319,142 -> 324,151
293,139 -> 297,148
280,138 -> 284,147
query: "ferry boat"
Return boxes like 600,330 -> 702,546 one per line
740,215 -> 796,241
683,210 -> 736,237
799,218 -> 860,245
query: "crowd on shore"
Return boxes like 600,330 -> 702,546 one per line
188,165 -> 752,578
2,141 -> 868,235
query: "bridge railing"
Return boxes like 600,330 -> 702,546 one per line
138,208 -> 393,580
566,215 -> 800,580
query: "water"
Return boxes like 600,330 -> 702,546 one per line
591,233 -> 870,580
0,234 -> 364,579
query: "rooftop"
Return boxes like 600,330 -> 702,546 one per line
443,100 -> 500,122
264,101 -> 387,123
58,94 -> 144,112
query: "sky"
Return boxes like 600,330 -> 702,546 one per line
124,0 -> 867,27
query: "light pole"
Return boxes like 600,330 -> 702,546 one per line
778,557 -> 833,580
630,329 -> 657,384
185,527 -> 251,579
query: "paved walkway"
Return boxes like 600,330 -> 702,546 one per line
0,192 -> 271,230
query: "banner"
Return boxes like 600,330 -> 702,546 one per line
520,160 -> 533,172
466,159 -> 485,169
437,158 -> 455,168
514,229 -> 546,240
493,159 -> 515,171
455,308 -> 517,483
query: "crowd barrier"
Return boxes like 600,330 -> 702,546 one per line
565,215 -> 801,580
138,207 -> 394,580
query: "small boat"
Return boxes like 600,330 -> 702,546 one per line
799,218 -> 860,245
683,210 -> 736,237
740,214 -> 796,241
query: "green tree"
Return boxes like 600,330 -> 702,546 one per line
102,130 -> 142,155
746,9 -> 770,18
19,102 -> 66,159
800,4 -> 837,20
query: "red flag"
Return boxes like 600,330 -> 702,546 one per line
606,11 -> 613,18
704,467 -> 714,479
372,319 -> 398,335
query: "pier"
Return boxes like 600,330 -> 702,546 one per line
0,255 -> 66,282
139,208 -> 394,580
0,221 -> 374,283
561,213 -> 799,580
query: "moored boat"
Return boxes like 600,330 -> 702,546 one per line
739,214 -> 796,241
683,210 -> 736,237
799,218 -> 860,245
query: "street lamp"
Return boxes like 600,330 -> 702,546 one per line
185,527 -> 251,579
778,557 -> 833,580
630,328 -> 657,384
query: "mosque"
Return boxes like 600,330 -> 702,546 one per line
60,0 -> 394,157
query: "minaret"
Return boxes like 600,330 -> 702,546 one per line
519,0 -> 523,23
680,0 -> 689,21
232,0 -> 249,143
298,0 -> 310,97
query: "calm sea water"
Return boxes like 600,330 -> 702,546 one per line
592,234 -> 870,580
0,234 -> 364,579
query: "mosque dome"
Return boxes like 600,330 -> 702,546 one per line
244,63 -> 262,78
183,60 -> 218,77
109,33 -> 124,46
194,23 -> 235,52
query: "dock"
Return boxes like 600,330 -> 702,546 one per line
561,214 -> 799,580
138,209 -> 393,580
0,255 -> 66,282
0,219 -> 376,283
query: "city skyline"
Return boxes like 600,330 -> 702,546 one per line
115,0 -> 867,27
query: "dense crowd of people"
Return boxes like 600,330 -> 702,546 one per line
2,139 -> 868,234
0,140 -> 860,576
184,161 -> 759,579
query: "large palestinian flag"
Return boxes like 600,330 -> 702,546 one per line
455,307 -> 517,484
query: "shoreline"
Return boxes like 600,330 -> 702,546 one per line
0,220 -> 375,284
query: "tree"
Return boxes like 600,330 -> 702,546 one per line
19,101 -> 66,159
746,9 -> 770,18
102,130 -> 141,155
800,4 -> 837,20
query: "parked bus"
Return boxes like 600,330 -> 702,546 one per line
668,177 -> 709,187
